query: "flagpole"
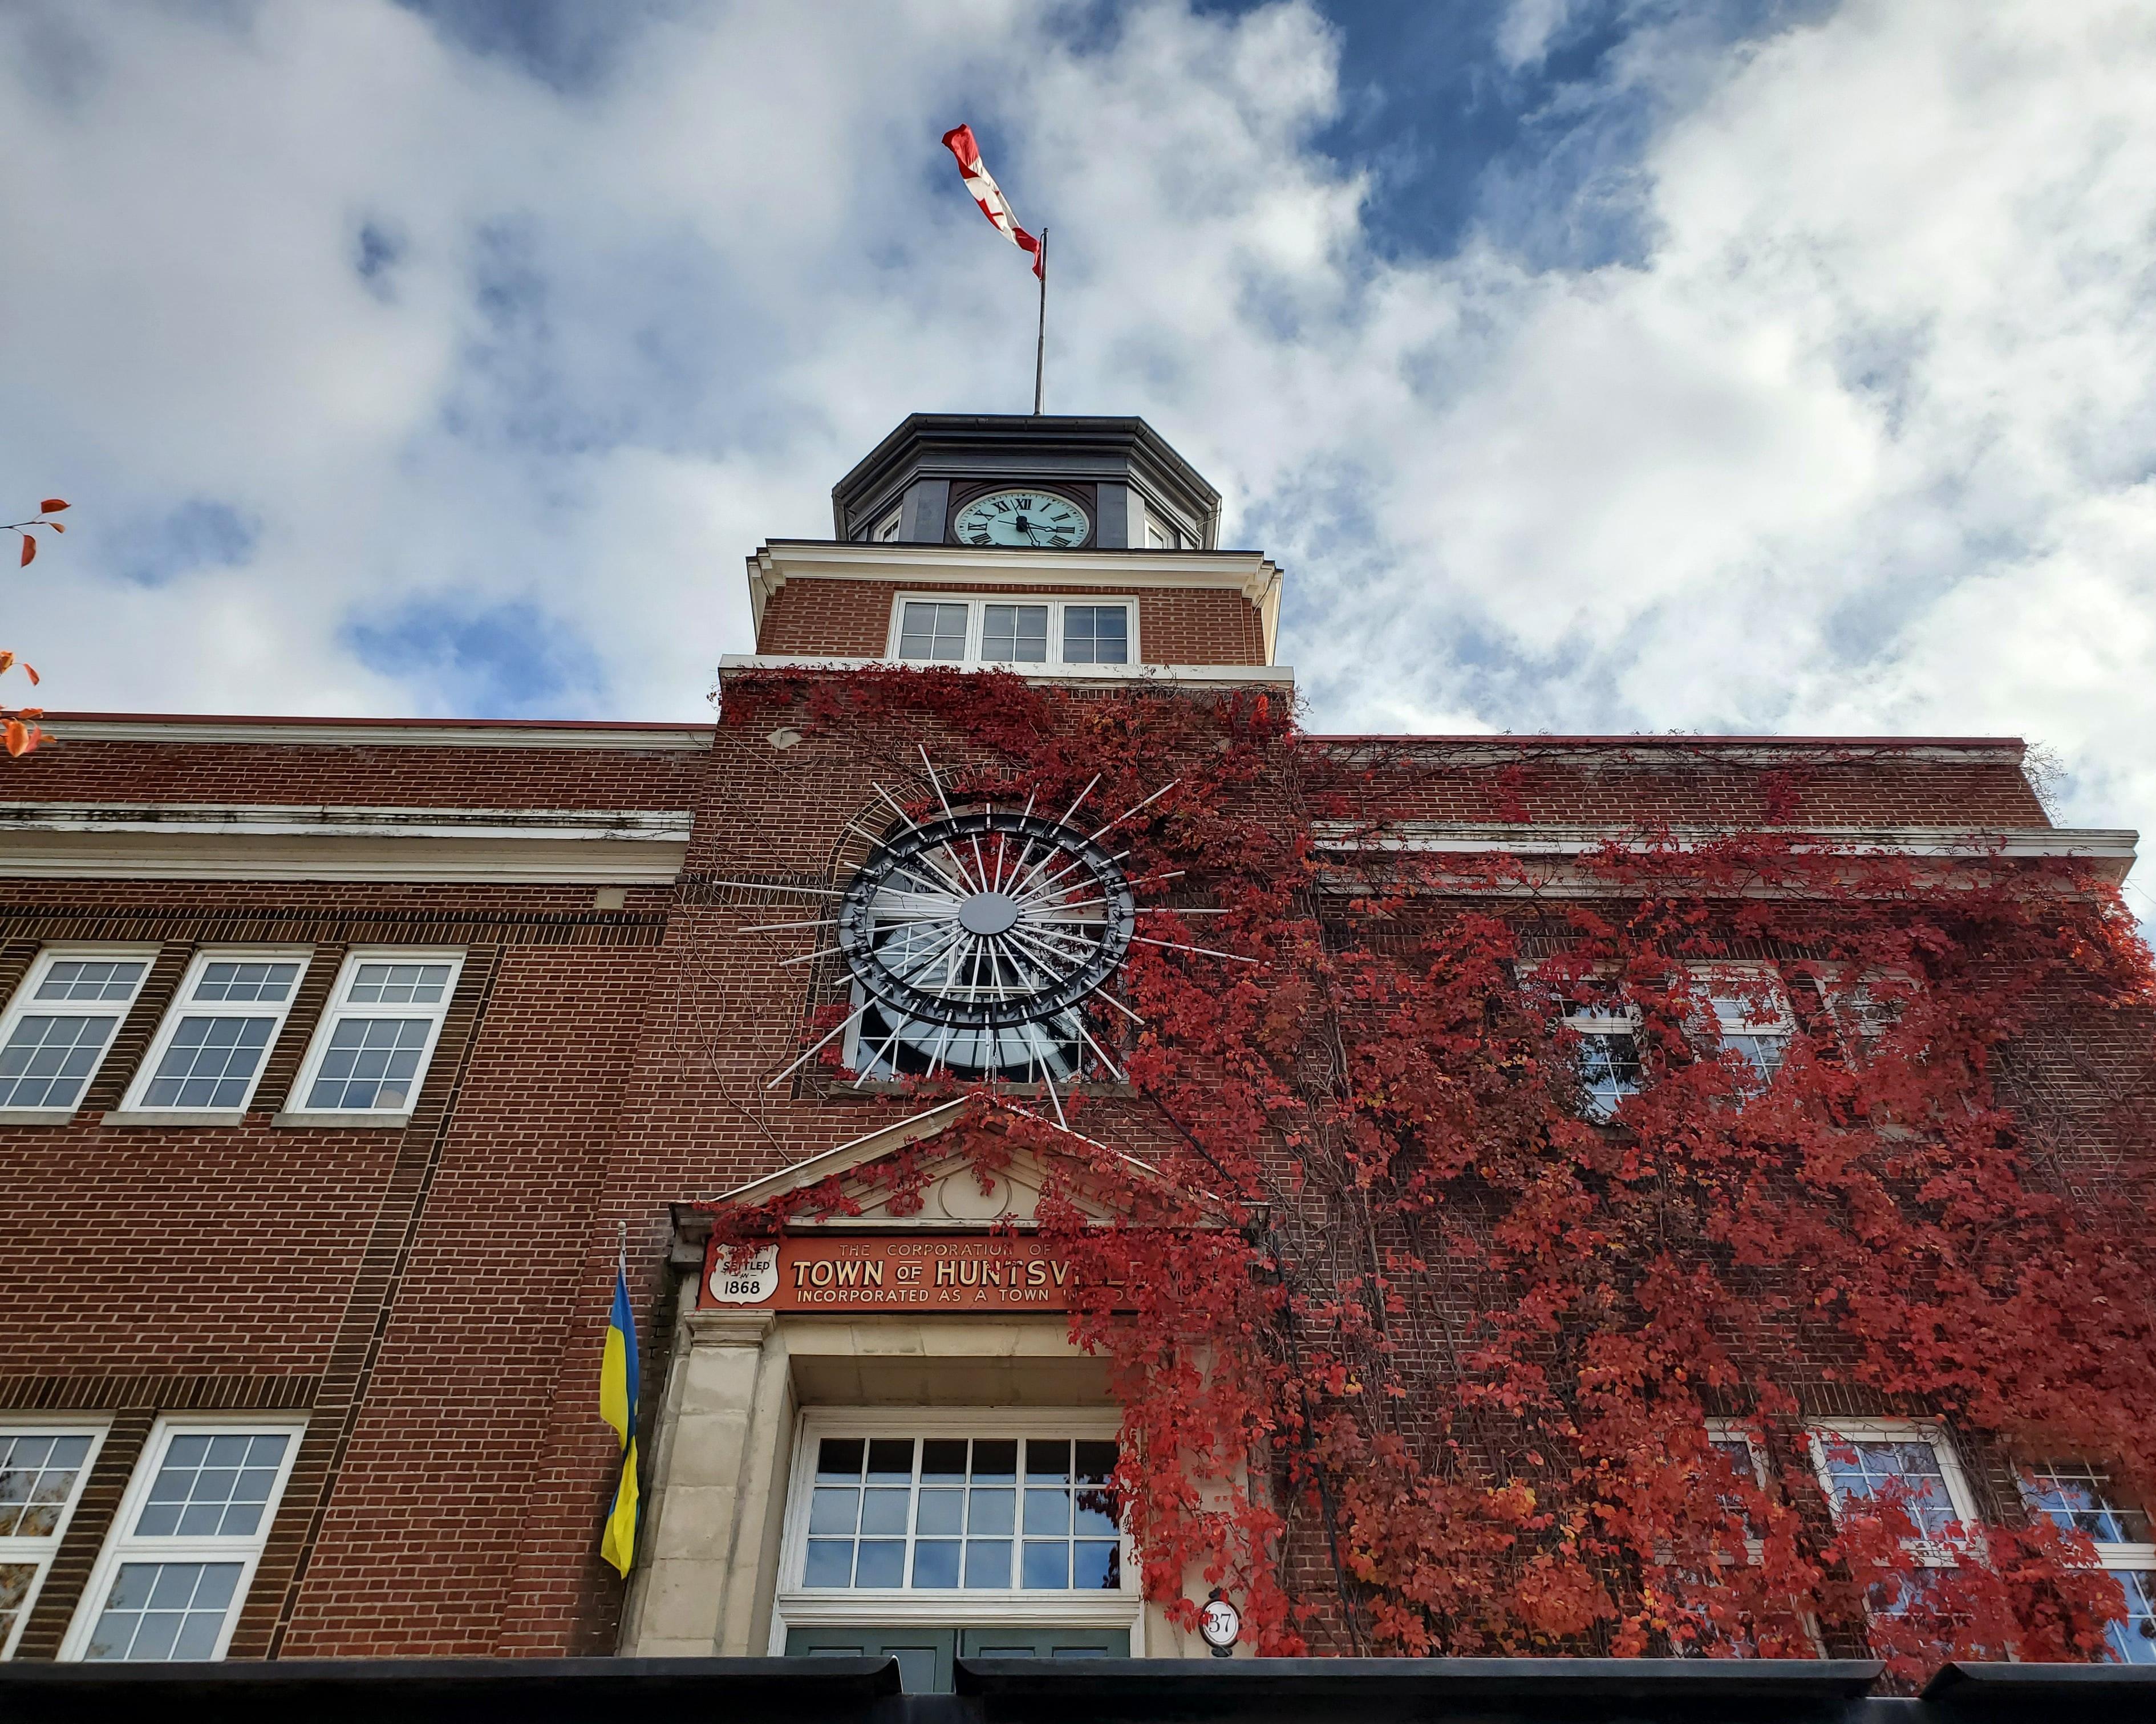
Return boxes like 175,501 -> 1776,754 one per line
1032,228 -> 1048,416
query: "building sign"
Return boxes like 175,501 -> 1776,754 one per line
703,1234 -> 1077,1312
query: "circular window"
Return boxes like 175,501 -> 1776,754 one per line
836,808 -> 1134,1080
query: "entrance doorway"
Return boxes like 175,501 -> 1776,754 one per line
787,1625 -> 1129,1693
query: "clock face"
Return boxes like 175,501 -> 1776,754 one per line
836,806 -> 1134,1080
952,488 -> 1089,549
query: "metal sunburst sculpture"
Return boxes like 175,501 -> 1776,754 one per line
725,748 -> 1245,1127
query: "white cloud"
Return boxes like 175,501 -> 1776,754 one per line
3,0 -> 2156,874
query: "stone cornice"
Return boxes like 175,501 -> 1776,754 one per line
31,716 -> 712,749
0,803 -> 693,883
1313,821 -> 2138,888
718,655 -> 1294,689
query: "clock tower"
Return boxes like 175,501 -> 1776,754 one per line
732,413 -> 1285,678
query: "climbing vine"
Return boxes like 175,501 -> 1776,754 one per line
706,666 -> 2156,1681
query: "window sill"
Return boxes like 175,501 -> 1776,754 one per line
0,1107 -> 84,1126
270,1110 -> 414,1130
102,1109 -> 248,1127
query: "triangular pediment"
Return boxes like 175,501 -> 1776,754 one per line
716,1097 -> 1169,1227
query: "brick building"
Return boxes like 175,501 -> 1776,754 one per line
0,415 -> 2149,1702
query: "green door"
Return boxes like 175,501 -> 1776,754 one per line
785,1625 -> 955,1694
784,1625 -> 1129,1691
959,1626 -> 1130,1660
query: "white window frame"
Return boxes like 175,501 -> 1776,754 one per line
278,948 -> 464,1125
1565,1001 -> 1646,1121
0,1418 -> 111,1659
1816,965 -> 1919,1052
58,1414 -> 305,1663
0,945 -> 161,1121
1141,510 -> 1181,551
884,594 -> 1141,671
873,508 -> 902,543
769,1408 -> 1140,1653
1704,1418 -> 1769,1564
115,948 -> 312,1124
1691,1419 -> 1827,1655
1686,963 -> 1795,1087
1805,1417 -> 1979,1568
2018,1458 -> 2156,1664
1518,962 -> 1648,1121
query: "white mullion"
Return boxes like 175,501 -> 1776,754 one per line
0,1420 -> 111,1660
59,1415 -> 305,1663
0,946 -> 160,1118
848,1443 -> 867,1587
282,948 -> 464,1121
119,948 -> 311,1117
884,593 -> 1142,673
773,1411 -> 1140,1658
1805,1417 -> 1976,1568
903,1438 -> 923,1588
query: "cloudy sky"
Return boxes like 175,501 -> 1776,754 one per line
6,1 -> 2156,886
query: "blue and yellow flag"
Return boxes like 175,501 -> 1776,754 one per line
599,1252 -> 640,1577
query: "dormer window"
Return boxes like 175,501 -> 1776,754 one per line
890,596 -> 1136,668
873,509 -> 902,543
1142,512 -> 1180,550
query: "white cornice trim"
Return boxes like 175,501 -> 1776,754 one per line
1314,822 -> 2138,886
714,1097 -> 1185,1218
1315,737 -> 2026,766
0,804 -> 692,883
718,654 -> 1294,688
38,719 -> 712,750
718,1100 -> 976,1207
745,541 -> 1284,662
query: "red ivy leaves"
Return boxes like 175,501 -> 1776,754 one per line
708,667 -> 2156,1678
5,498 -> 67,756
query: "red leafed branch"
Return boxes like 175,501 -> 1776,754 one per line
704,666 -> 2156,1683
3,498 -> 67,757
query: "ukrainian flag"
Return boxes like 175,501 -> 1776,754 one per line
599,1253 -> 641,1577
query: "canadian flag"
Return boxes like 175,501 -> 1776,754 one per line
941,124 -> 1043,278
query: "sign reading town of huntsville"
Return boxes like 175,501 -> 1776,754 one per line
704,1235 -> 1077,1312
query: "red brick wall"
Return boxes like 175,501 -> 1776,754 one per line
756,581 -> 1267,665
0,705 -> 2113,1661
7,731 -> 707,809
0,877 -> 670,1658
1319,742 -> 2050,829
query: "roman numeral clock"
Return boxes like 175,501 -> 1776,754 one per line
952,489 -> 1089,548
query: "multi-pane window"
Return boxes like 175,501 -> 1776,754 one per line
0,1426 -> 106,1657
898,602 -> 970,662
1705,1423 -> 1766,1513
2022,1461 -> 2156,1664
121,951 -> 309,1115
1807,1421 -> 1975,1560
981,604 -> 1049,664
62,1420 -> 303,1663
800,1435 -> 1120,1592
1823,969 -> 1914,1053
1060,606 -> 1128,665
889,597 -> 1137,670
285,951 -> 463,1118
0,951 -> 155,1114
1569,1006 -> 1644,1121
1694,968 -> 1794,1086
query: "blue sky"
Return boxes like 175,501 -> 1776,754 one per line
5,1 -> 2156,904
